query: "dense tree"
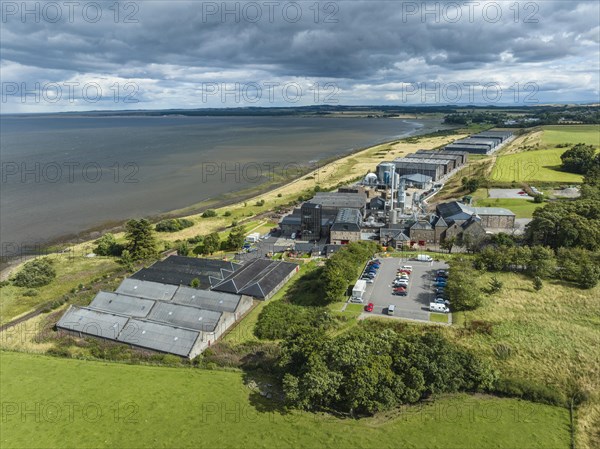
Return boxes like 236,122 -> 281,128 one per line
560,143 -> 596,174
176,241 -> 190,256
124,219 -> 158,261
532,276 -> 543,291
201,232 -> 220,255
226,226 -> 246,250
461,177 -> 480,193
155,218 -> 194,232
278,327 -> 495,415
445,260 -> 483,311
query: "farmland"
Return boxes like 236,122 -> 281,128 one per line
490,125 -> 599,184
0,351 -> 570,449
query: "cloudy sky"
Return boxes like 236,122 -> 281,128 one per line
1,1 -> 599,112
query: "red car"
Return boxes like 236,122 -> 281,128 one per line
397,269 -> 411,275
365,302 -> 374,312
393,287 -> 407,292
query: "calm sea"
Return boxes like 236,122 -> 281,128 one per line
0,115 -> 445,254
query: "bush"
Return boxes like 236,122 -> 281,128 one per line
254,302 -> 335,340
23,289 -> 39,297
12,258 -> 56,288
94,233 -> 124,256
201,209 -> 217,218
0,280 -> 11,288
223,211 -> 232,217
533,194 -> 544,203
155,218 -> 194,232
494,377 -> 566,406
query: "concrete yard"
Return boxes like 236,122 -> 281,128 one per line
360,257 -> 450,323
488,188 -> 529,199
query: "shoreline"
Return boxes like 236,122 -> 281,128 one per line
0,120 -> 454,273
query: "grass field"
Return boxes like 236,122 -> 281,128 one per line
490,125 -> 599,184
0,351 -> 570,449
448,272 -> 600,449
490,147 -> 584,183
473,197 -> 543,218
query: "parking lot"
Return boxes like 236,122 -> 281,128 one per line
360,257 -> 450,323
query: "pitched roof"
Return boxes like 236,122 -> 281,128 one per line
131,256 -> 240,288
212,259 -> 298,298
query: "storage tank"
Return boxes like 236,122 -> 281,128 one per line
377,162 -> 396,185
364,173 -> 378,185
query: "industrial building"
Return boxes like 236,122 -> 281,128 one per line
279,190 -> 367,238
393,158 -> 447,181
131,256 -> 241,289
329,208 -> 363,244
399,173 -> 433,190
57,256 -> 298,358
403,153 -> 456,174
211,258 -> 299,299
445,131 -> 513,155
57,282 -> 253,358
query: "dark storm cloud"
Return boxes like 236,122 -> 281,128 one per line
1,0 -> 598,109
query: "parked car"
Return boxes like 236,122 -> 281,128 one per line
436,270 -> 448,278
435,282 -> 447,288
402,265 -> 413,271
393,286 -> 407,291
392,290 -> 408,296
365,279 -> 374,284
387,304 -> 395,315
435,288 -> 446,295
365,302 -> 374,312
416,254 -> 433,262
429,303 -> 450,313
349,297 -> 364,304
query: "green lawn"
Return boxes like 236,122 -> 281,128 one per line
474,197 -> 543,219
430,313 -> 449,323
0,351 -> 570,449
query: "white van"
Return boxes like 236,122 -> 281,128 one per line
429,303 -> 450,313
387,304 -> 395,315
417,254 -> 433,262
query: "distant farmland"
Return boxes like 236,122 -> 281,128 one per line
491,125 -> 599,184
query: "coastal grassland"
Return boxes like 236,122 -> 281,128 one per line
0,252 -> 119,325
447,271 -> 600,449
490,125 -> 599,184
0,351 -> 570,449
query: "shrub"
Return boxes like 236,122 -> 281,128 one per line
23,289 -> 39,297
255,199 -> 265,206
533,194 -> 544,203
12,258 -> 56,288
494,377 -> 566,406
201,209 -> 217,218
254,302 -> 335,340
155,218 -> 194,232
223,211 -> 232,217
94,233 -> 124,256
0,280 -> 10,288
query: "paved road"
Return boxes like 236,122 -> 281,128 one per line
361,258 -> 450,322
